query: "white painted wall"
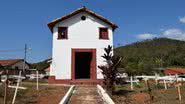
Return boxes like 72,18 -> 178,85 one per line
50,12 -> 113,80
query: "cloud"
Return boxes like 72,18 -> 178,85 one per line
136,16 -> 185,40
162,28 -> 185,40
137,33 -> 157,40
136,29 -> 185,41
180,16 -> 185,23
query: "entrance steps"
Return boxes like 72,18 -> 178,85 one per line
68,86 -> 103,104
69,80 -> 103,85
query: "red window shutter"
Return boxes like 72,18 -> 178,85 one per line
58,27 -> 63,39
99,28 -> 108,39
58,27 -> 68,39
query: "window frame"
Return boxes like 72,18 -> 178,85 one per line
99,27 -> 109,40
58,27 -> 68,40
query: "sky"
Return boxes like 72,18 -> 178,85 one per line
0,0 -> 184,63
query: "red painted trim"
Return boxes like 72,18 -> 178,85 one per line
71,49 -> 75,80
99,27 -> 109,40
92,49 -> 97,80
71,49 -> 97,81
57,27 -> 68,40
49,48 -> 99,85
48,76 -> 103,85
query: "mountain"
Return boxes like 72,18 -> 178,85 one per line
114,38 -> 185,75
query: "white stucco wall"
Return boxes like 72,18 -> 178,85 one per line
50,12 -> 113,80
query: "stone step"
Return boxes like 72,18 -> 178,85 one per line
68,86 -> 103,104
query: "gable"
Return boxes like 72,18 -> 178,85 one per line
11,61 -> 30,69
48,6 -> 118,32
55,12 -> 112,29
52,12 -> 113,41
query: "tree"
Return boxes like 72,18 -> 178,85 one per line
115,38 -> 185,75
98,45 -> 122,95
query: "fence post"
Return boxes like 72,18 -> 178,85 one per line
130,76 -> 133,90
3,69 -> 9,104
177,84 -> 182,101
36,70 -> 39,90
181,77 -> 183,85
155,74 -> 158,85
146,80 -> 153,101
163,79 -> 167,90
144,78 -> 148,89
169,74 -> 173,84
175,74 -> 178,83
12,71 -> 22,104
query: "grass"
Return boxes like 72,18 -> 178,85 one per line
112,81 -> 185,104
0,81 -> 69,104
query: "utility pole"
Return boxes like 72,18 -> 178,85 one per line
22,44 -> 27,75
12,44 -> 31,104
3,68 -> 9,104
22,44 -> 31,75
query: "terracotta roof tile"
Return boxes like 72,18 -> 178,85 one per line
164,68 -> 185,75
45,66 -> 50,71
0,59 -> 23,66
48,6 -> 118,32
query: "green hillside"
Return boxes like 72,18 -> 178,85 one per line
30,58 -> 51,71
115,38 -> 185,75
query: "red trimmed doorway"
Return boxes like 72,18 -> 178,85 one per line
71,49 -> 96,82
48,49 -> 103,84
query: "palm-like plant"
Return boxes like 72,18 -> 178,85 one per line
98,45 -> 122,94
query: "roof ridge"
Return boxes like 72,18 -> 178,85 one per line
48,6 -> 118,32
0,59 -> 23,61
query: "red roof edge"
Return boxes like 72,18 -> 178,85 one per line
47,6 -> 118,33
0,59 -> 23,66
164,68 -> 185,74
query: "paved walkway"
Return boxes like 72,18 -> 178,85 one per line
68,86 -> 103,104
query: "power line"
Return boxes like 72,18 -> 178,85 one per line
0,45 -> 32,60
0,49 -> 24,53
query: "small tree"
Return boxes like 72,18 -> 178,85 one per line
98,45 -> 122,94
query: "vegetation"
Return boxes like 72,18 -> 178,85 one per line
112,82 -> 185,104
114,38 -> 185,75
98,45 -> 122,95
0,83 -> 69,104
30,59 -> 51,72
30,38 -> 185,76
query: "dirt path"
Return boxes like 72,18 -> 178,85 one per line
68,86 -> 103,104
